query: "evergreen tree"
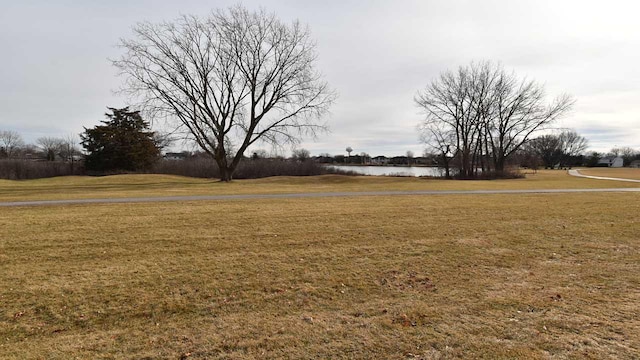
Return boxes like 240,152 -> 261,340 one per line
81,107 -> 160,172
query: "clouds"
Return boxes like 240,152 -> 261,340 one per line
1,0 -> 638,155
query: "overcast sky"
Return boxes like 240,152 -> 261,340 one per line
1,0 -> 639,156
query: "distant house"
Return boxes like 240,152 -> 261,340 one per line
630,160 -> 640,168
389,156 -> 409,165
597,156 -> 624,168
371,156 -> 388,165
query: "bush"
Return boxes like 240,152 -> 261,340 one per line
0,160 -> 83,180
451,168 -> 525,180
153,158 -> 357,179
0,157 -> 358,180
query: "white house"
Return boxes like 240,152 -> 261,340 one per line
597,156 -> 624,168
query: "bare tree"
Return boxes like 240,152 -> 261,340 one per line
59,134 -> 81,172
0,130 -> 24,158
419,121 -> 454,178
484,65 -> 574,173
415,64 -> 486,178
291,148 -> 310,161
526,134 -> 562,169
37,137 -> 64,161
406,150 -> 414,165
608,146 -> 639,166
114,5 -> 335,181
526,130 -> 588,169
416,61 -> 574,178
558,130 -> 588,168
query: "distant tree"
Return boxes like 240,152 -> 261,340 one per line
114,5 -> 335,181
59,134 -> 81,172
557,130 -> 588,168
0,130 -> 24,158
527,130 -> 588,169
37,137 -> 64,161
406,150 -> 414,165
516,147 -> 542,172
585,151 -> 601,167
17,144 -> 38,159
315,153 -> 333,163
58,135 -> 80,161
419,121 -> 453,178
360,152 -> 370,164
291,148 -> 311,162
610,146 -> 638,166
80,107 -> 160,172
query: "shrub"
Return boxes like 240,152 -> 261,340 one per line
153,158 -> 357,179
0,160 -> 83,180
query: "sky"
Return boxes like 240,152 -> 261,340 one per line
1,0 -> 639,157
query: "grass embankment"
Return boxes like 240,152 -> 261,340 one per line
578,168 -> 640,180
0,169 -> 638,203
1,186 -> 639,358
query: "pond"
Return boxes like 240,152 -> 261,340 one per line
326,165 -> 447,177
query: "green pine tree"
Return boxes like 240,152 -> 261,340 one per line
81,107 -> 160,172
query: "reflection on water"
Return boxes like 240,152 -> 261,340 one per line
327,165 -> 445,177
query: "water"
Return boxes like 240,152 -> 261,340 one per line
327,165 -> 446,177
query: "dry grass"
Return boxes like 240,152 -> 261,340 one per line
1,191 -> 639,358
578,168 -> 640,180
0,170 -> 638,203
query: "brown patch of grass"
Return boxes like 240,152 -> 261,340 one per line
1,192 -> 639,358
0,170 -> 638,202
578,167 -> 640,180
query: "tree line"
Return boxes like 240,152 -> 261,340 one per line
0,130 -> 80,163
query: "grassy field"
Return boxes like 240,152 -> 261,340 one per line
1,172 -> 639,358
0,169 -> 639,203
578,168 -> 640,180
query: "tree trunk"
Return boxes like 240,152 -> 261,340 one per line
495,156 -> 505,175
443,155 -> 451,179
219,166 -> 233,182
214,145 -> 234,182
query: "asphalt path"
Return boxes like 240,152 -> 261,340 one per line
1,187 -> 639,207
568,169 -> 640,183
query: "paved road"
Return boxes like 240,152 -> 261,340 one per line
568,169 -> 640,183
1,187 -> 639,207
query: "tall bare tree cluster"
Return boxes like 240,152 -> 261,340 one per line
114,5 -> 335,181
526,130 -> 588,169
416,61 -> 574,178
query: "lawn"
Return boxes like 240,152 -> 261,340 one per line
1,175 -> 639,358
0,169 -> 638,203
